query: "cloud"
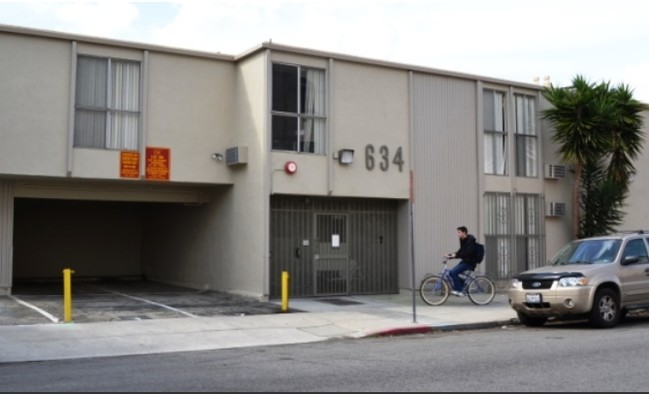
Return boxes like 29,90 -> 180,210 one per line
622,63 -> 649,105
52,2 -> 139,37
1,0 -> 648,102
0,2 -> 140,39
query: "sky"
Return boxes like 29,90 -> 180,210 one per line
1,0 -> 648,102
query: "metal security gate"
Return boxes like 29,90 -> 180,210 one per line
269,196 -> 398,298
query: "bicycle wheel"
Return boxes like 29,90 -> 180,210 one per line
466,275 -> 496,305
419,275 -> 449,306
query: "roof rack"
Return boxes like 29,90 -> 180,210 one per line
620,230 -> 646,234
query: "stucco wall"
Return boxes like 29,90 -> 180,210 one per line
0,33 -> 71,177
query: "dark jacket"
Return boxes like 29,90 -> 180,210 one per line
455,234 -> 478,266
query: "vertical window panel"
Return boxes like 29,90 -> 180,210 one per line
74,109 -> 106,147
272,115 -> 299,151
514,194 -> 543,272
484,89 -> 507,175
272,63 -> 298,112
484,192 -> 511,279
515,94 -> 538,177
76,57 -> 107,108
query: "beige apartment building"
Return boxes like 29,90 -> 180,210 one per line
1,24 -> 647,300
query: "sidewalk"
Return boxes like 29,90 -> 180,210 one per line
0,291 -> 518,364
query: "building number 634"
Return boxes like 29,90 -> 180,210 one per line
365,144 -> 405,172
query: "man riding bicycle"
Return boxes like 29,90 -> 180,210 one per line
444,226 -> 479,297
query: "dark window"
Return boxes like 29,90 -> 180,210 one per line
271,63 -> 325,154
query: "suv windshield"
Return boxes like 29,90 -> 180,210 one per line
550,239 -> 622,265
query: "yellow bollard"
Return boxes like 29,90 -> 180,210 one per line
63,268 -> 75,323
281,271 -> 289,312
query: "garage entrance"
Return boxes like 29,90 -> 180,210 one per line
1,177 -> 223,294
13,198 -> 150,281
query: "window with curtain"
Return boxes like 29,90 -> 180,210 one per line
515,94 -> 538,177
272,63 -> 326,154
514,193 -> 543,271
484,192 -> 511,279
485,192 -> 545,279
74,55 -> 141,151
483,89 -> 507,175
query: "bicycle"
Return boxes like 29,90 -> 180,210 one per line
419,259 -> 496,306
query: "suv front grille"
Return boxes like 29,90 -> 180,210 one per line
521,280 -> 554,290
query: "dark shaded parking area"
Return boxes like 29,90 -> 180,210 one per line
0,279 -> 284,326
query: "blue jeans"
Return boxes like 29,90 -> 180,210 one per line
449,261 -> 474,292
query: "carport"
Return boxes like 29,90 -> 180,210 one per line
3,179 -> 226,294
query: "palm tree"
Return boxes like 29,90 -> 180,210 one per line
607,84 -> 646,185
579,157 -> 627,237
543,75 -> 647,238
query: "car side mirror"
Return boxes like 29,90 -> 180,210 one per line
622,255 -> 640,265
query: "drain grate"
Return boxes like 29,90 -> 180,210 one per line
317,298 -> 364,306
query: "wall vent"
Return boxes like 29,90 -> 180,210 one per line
547,202 -> 567,217
225,146 -> 248,166
545,164 -> 566,179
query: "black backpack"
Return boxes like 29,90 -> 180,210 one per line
474,242 -> 485,264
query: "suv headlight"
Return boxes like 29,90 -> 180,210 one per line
559,276 -> 588,287
510,278 -> 522,288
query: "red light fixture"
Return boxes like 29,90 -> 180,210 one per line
284,161 -> 297,174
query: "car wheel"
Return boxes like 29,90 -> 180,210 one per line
588,288 -> 620,328
516,312 -> 547,327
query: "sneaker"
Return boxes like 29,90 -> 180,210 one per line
451,290 -> 465,297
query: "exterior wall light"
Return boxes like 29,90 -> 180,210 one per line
284,161 -> 297,174
338,149 -> 354,165
211,153 -> 224,161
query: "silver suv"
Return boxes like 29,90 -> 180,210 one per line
508,230 -> 649,328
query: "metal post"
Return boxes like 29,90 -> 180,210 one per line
281,271 -> 289,312
63,268 -> 75,323
409,171 -> 417,323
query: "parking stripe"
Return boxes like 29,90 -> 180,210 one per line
9,295 -> 60,323
90,287 -> 201,318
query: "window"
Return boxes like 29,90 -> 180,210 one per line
74,55 -> 141,151
622,239 -> 649,263
514,94 -> 538,177
485,192 -> 544,279
483,89 -> 507,175
514,193 -> 543,271
272,63 -> 326,154
484,192 -> 511,278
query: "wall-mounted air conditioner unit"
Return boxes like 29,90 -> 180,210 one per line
225,146 -> 248,166
546,202 -> 567,217
545,164 -> 566,179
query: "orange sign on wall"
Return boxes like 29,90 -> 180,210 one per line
145,147 -> 170,181
120,151 -> 140,179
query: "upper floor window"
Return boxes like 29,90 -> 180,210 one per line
272,63 -> 326,154
483,89 -> 507,175
74,55 -> 141,151
515,94 -> 538,177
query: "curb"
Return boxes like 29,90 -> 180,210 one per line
367,319 -> 520,338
